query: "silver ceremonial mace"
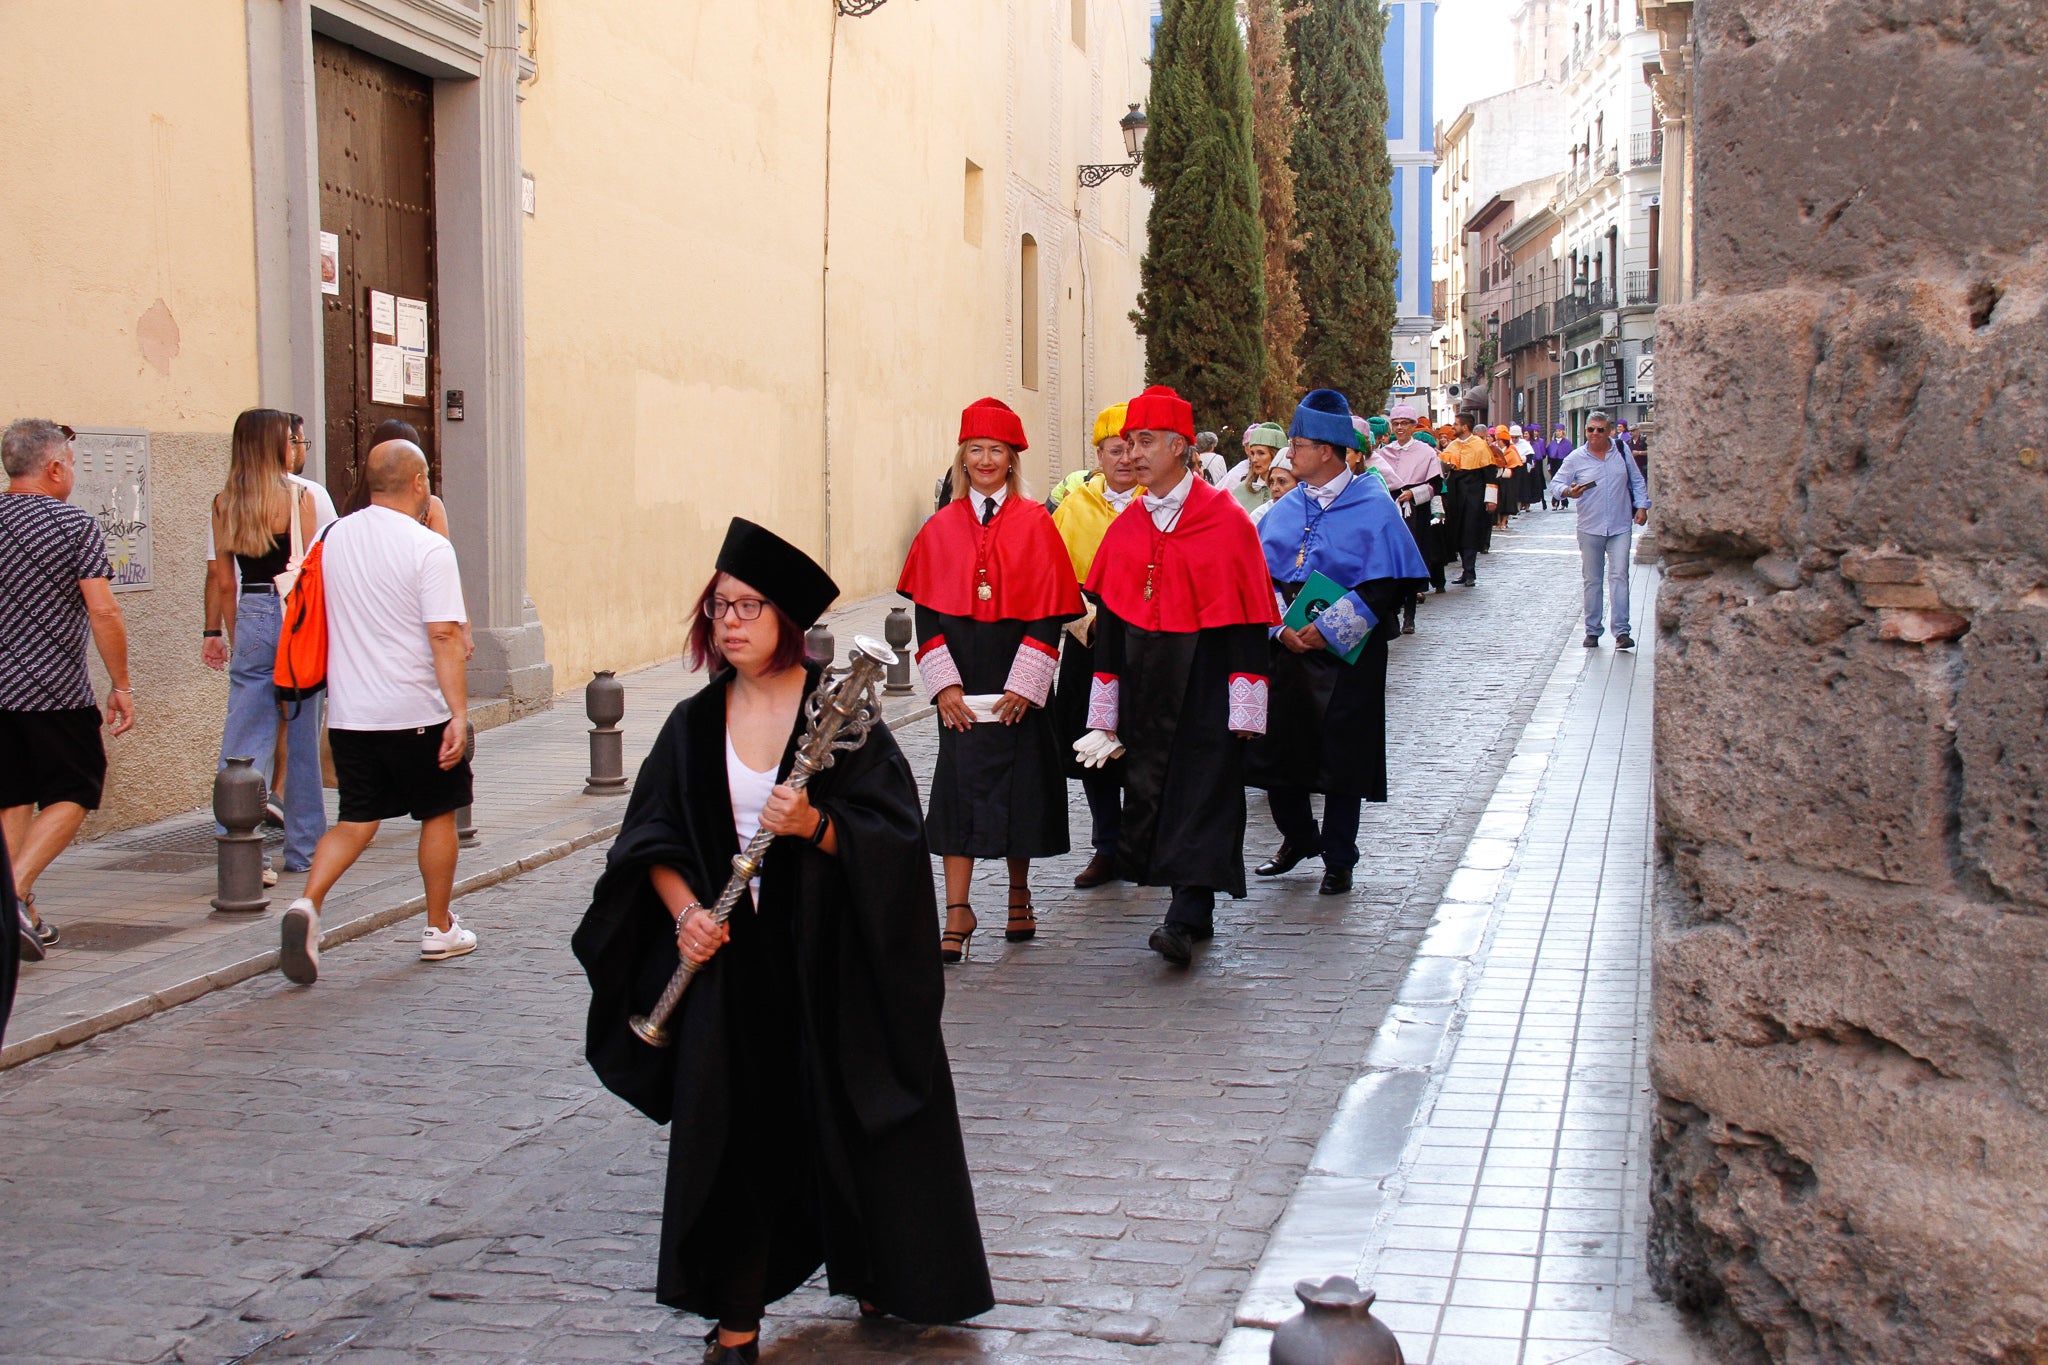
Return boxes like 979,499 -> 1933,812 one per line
628,635 -> 895,1048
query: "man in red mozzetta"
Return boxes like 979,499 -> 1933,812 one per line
1076,385 -> 1280,966
898,398 -> 1083,962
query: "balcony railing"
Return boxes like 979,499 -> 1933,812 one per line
1564,146 -> 1621,198
1625,269 -> 1660,306
1502,301 -> 1551,354
1630,130 -> 1664,168
1553,281 -> 1618,333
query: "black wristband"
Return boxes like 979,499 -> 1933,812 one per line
809,811 -> 831,847
202,629 -> 223,638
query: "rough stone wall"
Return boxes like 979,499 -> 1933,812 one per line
1647,5 -> 2048,1363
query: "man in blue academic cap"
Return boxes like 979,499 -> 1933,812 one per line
1245,389 -> 1431,895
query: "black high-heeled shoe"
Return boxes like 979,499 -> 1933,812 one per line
941,903 -> 976,964
702,1327 -> 759,1364
1005,886 -> 1038,943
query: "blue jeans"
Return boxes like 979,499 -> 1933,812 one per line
1578,529 -> 1633,637
218,592 -> 326,869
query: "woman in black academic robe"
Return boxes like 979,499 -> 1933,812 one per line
573,519 -> 991,1364
897,398 -> 1083,961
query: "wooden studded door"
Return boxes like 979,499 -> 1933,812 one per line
316,35 -> 439,511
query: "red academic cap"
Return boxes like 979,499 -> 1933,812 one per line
957,396 -> 1029,451
1120,385 -> 1196,444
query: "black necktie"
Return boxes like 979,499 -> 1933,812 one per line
981,497 -> 997,525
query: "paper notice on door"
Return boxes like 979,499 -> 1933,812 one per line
395,296 -> 428,355
371,342 -> 405,405
369,290 -> 396,338
402,352 -> 428,398
319,232 -> 340,295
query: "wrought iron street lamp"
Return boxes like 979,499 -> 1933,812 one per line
1079,104 -> 1148,188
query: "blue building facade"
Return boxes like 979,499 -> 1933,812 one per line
1383,1 -> 1437,399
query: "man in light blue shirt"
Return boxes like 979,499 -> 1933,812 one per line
1547,410 -> 1651,649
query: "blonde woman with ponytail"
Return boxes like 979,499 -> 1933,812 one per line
205,409 -> 326,876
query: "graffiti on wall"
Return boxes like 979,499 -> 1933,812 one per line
68,427 -> 152,592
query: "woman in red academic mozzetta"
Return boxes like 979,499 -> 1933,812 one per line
898,398 -> 1084,963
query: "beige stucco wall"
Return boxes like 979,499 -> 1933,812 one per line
520,0 -> 1152,688
0,3 -> 259,835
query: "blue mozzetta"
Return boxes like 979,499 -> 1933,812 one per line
1257,474 -> 1430,637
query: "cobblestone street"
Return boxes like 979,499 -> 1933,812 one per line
0,519 -> 1587,1364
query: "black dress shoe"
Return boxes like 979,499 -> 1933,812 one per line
1255,842 -> 1309,877
1072,852 -> 1118,888
1615,634 -> 1636,650
1318,867 -> 1354,896
1148,923 -> 1195,966
1456,573 -> 1477,586
1583,633 -> 1600,647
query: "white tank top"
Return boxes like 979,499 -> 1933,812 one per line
725,732 -> 778,902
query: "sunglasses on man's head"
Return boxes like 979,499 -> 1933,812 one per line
57,424 -> 75,441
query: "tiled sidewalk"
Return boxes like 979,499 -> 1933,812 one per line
3,593 -> 925,1069
1222,562 -> 1710,1365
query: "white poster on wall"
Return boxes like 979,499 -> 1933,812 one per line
67,427 -> 152,593
370,343 -> 405,405
369,289 -> 396,338
402,352 -> 428,398
319,231 -> 341,296
395,297 -> 428,355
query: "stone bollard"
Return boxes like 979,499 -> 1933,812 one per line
805,622 -> 837,675
211,756 -> 272,914
1269,1276 -> 1404,1365
454,721 -> 479,845
583,670 -> 628,795
883,605 -> 915,694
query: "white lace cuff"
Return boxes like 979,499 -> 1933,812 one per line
1316,593 -> 1376,656
1086,673 -> 1119,732
916,638 -> 962,697
1227,673 -> 1268,734
1004,637 -> 1059,708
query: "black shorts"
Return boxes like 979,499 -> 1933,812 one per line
0,706 -> 107,811
329,725 -> 473,824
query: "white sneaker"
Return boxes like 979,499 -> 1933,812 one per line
420,915 -> 477,961
262,863 -> 280,888
280,898 -> 320,984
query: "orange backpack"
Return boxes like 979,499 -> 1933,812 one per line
274,522 -> 336,711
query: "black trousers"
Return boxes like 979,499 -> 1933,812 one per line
1267,788 -> 1363,871
1081,770 -> 1122,857
1165,885 -> 1215,933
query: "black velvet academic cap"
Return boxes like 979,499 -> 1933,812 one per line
715,518 -> 839,629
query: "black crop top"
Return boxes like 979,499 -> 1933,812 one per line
235,531 -> 291,588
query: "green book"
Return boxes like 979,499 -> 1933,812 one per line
1281,570 -> 1373,665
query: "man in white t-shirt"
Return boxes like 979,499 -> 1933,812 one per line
279,439 -> 475,985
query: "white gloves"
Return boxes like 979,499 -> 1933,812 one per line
1073,729 -> 1125,768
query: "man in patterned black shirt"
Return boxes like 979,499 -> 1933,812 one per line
0,419 -> 135,962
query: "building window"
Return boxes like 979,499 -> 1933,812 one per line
963,160 -> 984,246
1071,0 -> 1086,50
1020,234 -> 1040,391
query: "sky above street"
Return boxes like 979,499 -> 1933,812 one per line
1433,0 -> 1521,115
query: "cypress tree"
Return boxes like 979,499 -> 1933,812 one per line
1133,0 -> 1266,431
1245,0 -> 1306,421
1290,0 -> 1398,408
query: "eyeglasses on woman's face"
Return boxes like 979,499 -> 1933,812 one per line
704,596 -> 768,621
